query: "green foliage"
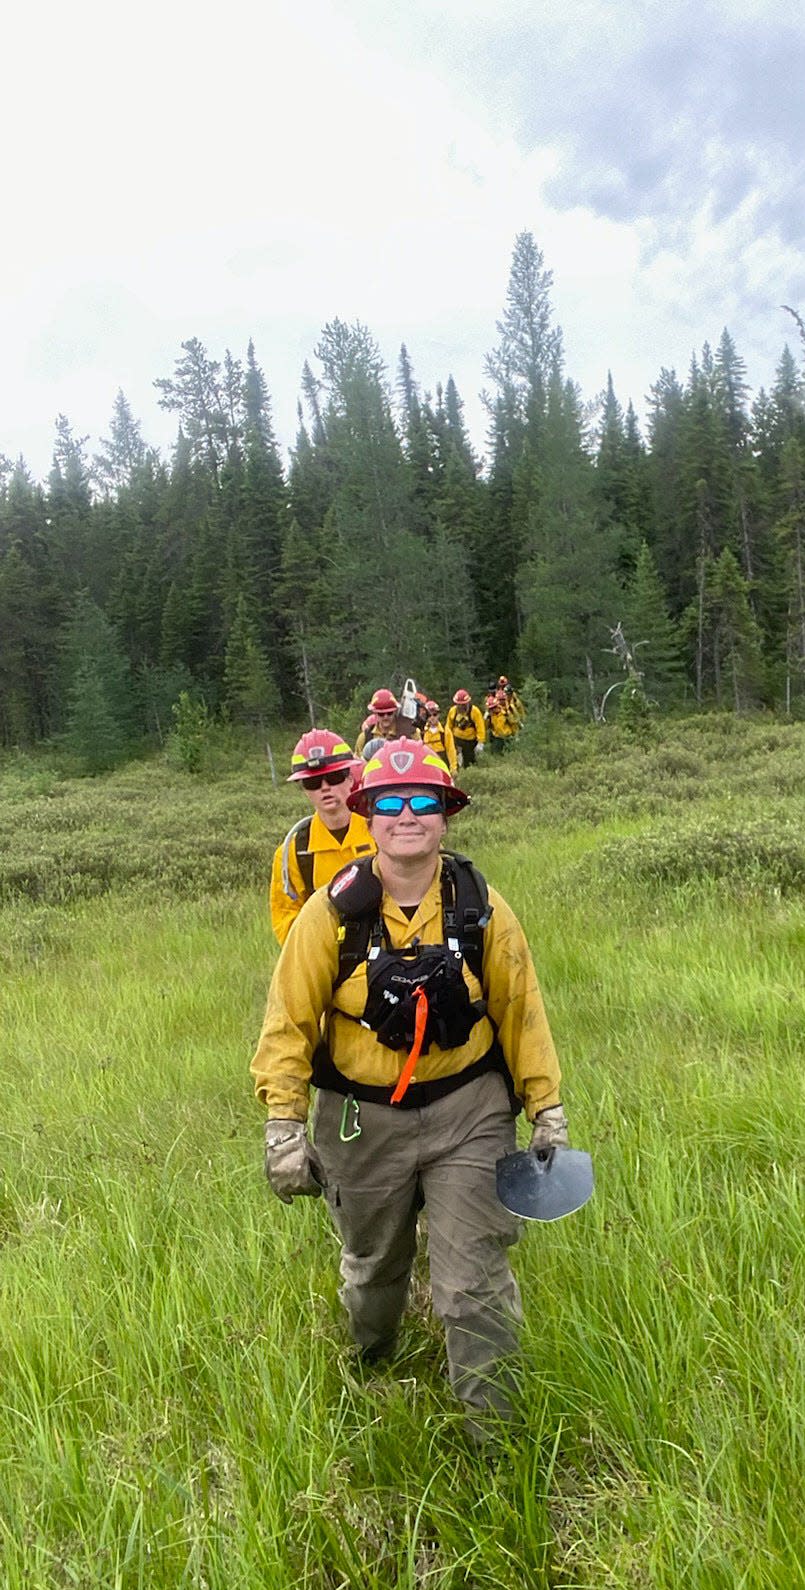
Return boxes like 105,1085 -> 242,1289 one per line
623,541 -> 685,705
616,679 -> 656,742
589,816 -> 805,895
1,716 -> 804,1585
64,660 -> 129,774
167,691 -> 210,773
223,596 -> 278,726
59,590 -> 135,737
5,269 -> 805,750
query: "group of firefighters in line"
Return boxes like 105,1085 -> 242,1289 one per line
270,679 -> 526,945
256,673 -> 567,1445
356,679 -> 526,772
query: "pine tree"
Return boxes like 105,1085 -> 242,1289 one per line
623,542 -> 685,706
224,595 -> 278,726
517,369 -> 620,709
58,591 -> 135,732
710,546 -> 766,711
773,437 -> 805,710
154,339 -> 232,480
594,372 -> 642,578
94,390 -> 146,494
484,232 -> 562,417
47,415 -> 94,596
65,659 -> 128,773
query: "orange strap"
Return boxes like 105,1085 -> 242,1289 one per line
390,986 -> 428,1105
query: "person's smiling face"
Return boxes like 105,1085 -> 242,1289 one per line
368,785 -> 446,864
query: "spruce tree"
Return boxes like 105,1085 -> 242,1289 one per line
65,659 -> 127,773
623,542 -> 685,706
224,595 -> 278,726
94,390 -> 146,495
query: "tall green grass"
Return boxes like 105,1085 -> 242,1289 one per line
1,718 -> 804,1586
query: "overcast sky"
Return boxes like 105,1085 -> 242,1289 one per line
3,0 -> 803,481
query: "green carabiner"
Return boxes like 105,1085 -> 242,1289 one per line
339,1093 -> 362,1142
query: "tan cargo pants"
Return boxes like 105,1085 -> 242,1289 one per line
312,1070 -> 522,1422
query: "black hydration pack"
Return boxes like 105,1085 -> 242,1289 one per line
327,852 -> 491,1055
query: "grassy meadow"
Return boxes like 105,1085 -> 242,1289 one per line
1,715 -> 804,1589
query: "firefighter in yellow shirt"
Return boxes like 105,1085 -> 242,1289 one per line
445,689 -> 486,767
269,730 -> 376,945
485,688 -> 519,753
252,738 -> 570,1441
499,675 -> 526,725
422,699 -> 458,774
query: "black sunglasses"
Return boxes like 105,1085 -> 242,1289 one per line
302,769 -> 351,791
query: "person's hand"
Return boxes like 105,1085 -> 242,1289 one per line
476,741 -> 486,756
263,1120 -> 324,1204
529,1104 -> 569,1153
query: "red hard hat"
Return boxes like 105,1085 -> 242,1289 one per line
425,699 -> 439,713
452,689 -> 471,706
347,738 -> 469,816
498,675 -> 509,686
288,729 -> 360,782
368,688 -> 399,713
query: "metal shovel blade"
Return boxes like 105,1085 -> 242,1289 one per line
496,1146 -> 594,1222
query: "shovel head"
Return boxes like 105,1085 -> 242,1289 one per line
496,1145 -> 594,1222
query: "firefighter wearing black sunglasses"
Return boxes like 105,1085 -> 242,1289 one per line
269,730 -> 376,945
253,738 -> 571,1444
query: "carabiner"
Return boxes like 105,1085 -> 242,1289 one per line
339,1093 -> 362,1143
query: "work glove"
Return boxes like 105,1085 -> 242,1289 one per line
529,1104 -> 569,1153
263,1119 -> 324,1205
476,741 -> 486,756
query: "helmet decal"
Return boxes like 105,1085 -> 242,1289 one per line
307,744 -> 326,761
389,749 -> 415,774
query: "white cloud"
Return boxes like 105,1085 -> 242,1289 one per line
1,0 -> 801,477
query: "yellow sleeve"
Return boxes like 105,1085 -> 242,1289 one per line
355,727 -> 367,755
474,706 -> 486,743
482,888 -> 561,1118
269,835 -> 306,947
444,723 -> 458,774
250,889 -> 341,1120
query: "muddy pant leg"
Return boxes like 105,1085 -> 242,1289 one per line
420,1074 -> 522,1422
312,1091 -> 420,1355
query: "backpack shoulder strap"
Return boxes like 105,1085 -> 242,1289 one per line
281,815 -> 314,901
441,851 -> 492,983
328,856 -> 384,990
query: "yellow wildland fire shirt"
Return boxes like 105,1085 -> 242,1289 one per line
422,718 -> 458,773
486,702 -> 518,738
445,703 -> 486,745
269,810 -> 375,946
252,856 -> 561,1123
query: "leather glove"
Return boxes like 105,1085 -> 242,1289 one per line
529,1104 -> 569,1153
263,1119 -> 324,1205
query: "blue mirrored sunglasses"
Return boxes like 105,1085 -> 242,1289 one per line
371,793 -> 444,816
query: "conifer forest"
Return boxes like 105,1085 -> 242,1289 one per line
2,232 -> 805,759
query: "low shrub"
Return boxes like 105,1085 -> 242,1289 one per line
587,817 -> 805,896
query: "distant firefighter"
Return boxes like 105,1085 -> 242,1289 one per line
445,689 -> 486,767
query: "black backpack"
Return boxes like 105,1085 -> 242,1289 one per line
328,851 -> 491,991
